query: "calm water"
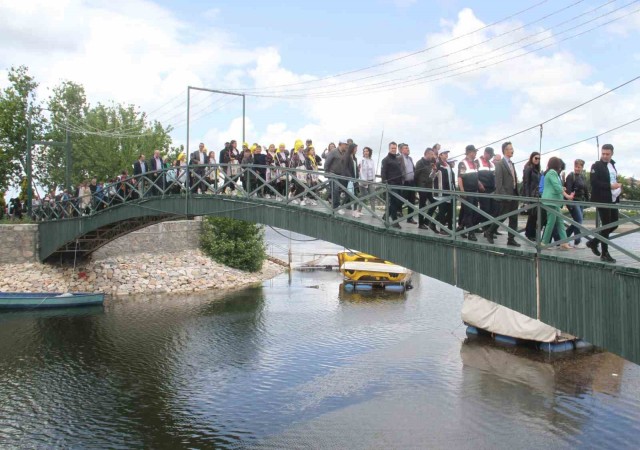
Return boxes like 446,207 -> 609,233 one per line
1,236 -> 639,449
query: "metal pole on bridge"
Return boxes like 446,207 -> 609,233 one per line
185,87 -> 191,197
65,129 -> 72,192
26,120 -> 32,216
242,94 -> 246,145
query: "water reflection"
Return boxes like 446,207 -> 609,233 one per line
460,337 -> 632,448
338,283 -> 407,303
0,269 -> 638,449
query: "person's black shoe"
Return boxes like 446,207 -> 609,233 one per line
586,239 -> 601,256
429,224 -> 437,232
468,232 -> 477,242
460,232 -> 468,239
418,224 -> 429,230
407,218 -> 417,224
392,223 -> 401,229
438,229 -> 449,236
484,231 -> 494,244
507,239 -> 521,247
526,235 -> 536,242
600,252 -> 616,263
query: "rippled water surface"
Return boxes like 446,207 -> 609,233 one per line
1,238 -> 639,449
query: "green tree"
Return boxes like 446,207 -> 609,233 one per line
44,83 -> 173,188
1,67 -> 174,193
619,176 -> 640,201
39,80 -> 88,193
18,177 -> 28,201
200,217 -> 267,272
0,65 -> 45,192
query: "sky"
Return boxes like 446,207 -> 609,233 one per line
1,0 -> 640,186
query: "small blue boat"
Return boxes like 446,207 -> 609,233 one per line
0,292 -> 105,310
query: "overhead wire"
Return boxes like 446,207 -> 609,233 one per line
169,96 -> 240,130
234,0 -> 599,97
475,74 -> 640,151
226,0 -> 552,92
57,93 -> 240,139
54,91 -> 187,136
244,0 -> 640,98
160,92 -> 229,128
513,116 -> 640,165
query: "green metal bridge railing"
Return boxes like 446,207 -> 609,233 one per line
32,162 -> 640,364
33,162 -> 640,264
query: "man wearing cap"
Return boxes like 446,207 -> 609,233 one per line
324,139 -> 350,213
414,147 -> 439,231
476,147 -> 498,244
488,141 -> 520,246
457,145 -> 480,241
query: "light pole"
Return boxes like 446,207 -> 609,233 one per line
185,86 -> 245,155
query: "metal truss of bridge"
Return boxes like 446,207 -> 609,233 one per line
34,163 -> 640,364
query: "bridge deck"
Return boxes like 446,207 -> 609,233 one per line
33,165 -> 640,364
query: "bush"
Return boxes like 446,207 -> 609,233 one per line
200,217 -> 266,272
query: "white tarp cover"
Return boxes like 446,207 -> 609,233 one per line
462,293 -> 559,343
340,262 -> 409,273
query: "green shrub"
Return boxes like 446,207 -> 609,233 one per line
200,217 -> 266,272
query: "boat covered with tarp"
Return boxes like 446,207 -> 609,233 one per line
462,293 -> 590,352
338,251 -> 412,292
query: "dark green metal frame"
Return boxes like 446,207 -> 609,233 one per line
34,163 -> 640,364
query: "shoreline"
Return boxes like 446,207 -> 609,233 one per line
0,250 -> 286,297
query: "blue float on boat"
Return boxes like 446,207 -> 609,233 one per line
0,292 -> 105,310
539,341 -> 576,353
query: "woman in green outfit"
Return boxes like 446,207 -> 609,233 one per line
542,157 -> 574,250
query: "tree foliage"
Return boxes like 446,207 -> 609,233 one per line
200,217 -> 267,273
0,66 -> 45,192
40,81 -> 173,192
619,176 -> 640,201
0,65 -> 173,195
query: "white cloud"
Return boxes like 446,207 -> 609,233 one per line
0,0 -> 255,121
1,0 -> 639,180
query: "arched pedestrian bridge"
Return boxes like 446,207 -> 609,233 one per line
34,164 -> 640,364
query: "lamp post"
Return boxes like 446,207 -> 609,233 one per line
185,86 -> 245,156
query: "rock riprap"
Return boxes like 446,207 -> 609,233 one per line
0,250 -> 285,296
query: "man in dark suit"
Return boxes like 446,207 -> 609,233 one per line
132,154 -> 148,198
189,143 -> 209,193
133,154 -> 146,176
588,143 -> 621,263
149,149 -> 165,195
489,141 -> 520,246
381,141 -> 404,228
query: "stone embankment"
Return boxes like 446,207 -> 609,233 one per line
0,224 -> 38,264
0,250 -> 285,296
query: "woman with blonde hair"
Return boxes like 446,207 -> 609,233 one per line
206,150 -> 217,192
304,146 -> 319,206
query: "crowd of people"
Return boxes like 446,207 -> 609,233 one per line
373,140 -> 621,263
27,137 -> 623,263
